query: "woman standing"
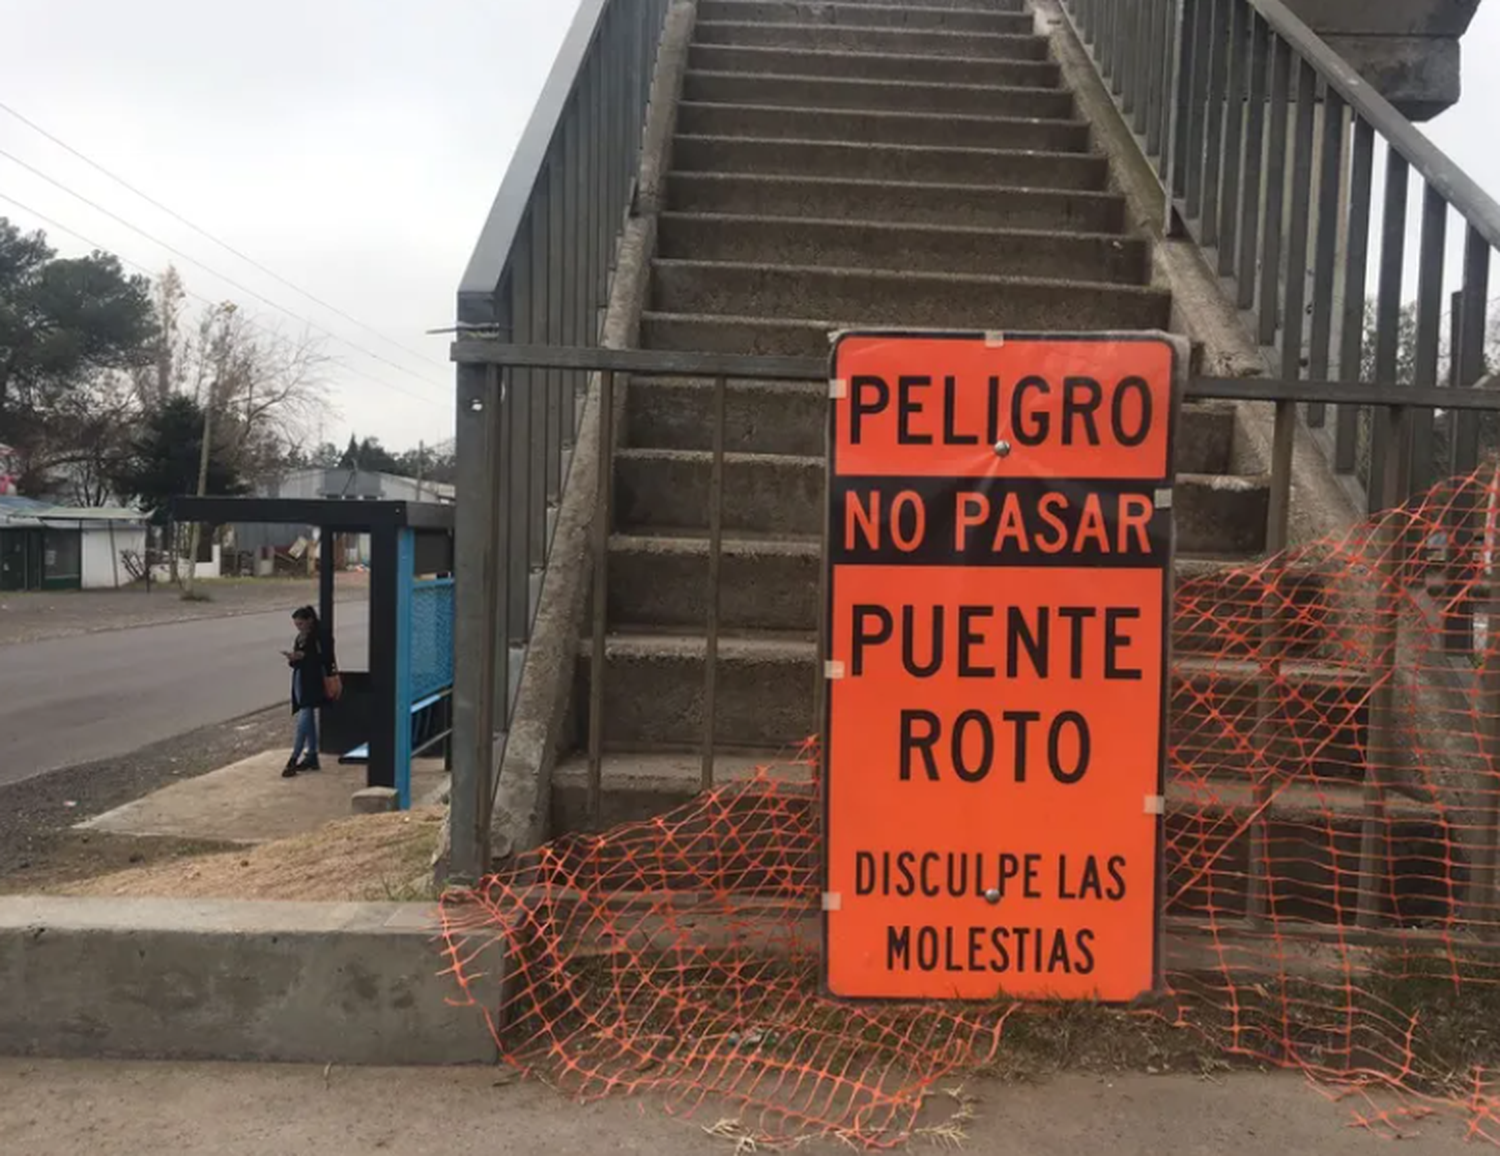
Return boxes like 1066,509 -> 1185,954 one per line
283,605 -> 337,777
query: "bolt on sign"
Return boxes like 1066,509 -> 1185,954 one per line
821,331 -> 1184,1002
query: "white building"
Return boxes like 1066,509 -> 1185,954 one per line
228,469 -> 454,569
0,496 -> 149,591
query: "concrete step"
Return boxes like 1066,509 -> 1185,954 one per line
815,0 -> 1031,11
575,633 -> 817,752
626,376 -> 1232,471
665,172 -> 1128,233
655,212 -> 1149,284
681,71 -> 1076,119
550,756 -> 1458,926
648,260 -> 1173,331
612,447 -> 1266,554
693,20 -> 1050,59
686,43 -> 1063,88
671,136 -> 1110,189
1174,562 -> 1346,660
625,377 -> 826,456
1167,781 -> 1459,925
675,101 -> 1092,153
607,526 -> 1254,640
573,637 -> 1365,776
697,0 -> 1035,36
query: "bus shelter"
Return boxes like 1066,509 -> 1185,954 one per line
172,497 -> 455,808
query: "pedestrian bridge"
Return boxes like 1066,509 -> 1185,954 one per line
443,0 -> 1500,963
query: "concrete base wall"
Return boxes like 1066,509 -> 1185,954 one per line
0,898 -> 498,1066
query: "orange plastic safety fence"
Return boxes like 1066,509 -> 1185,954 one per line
440,470 -> 1500,1148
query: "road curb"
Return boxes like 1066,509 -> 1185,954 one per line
0,897 -> 499,1065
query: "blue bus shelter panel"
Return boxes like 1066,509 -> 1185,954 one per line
410,577 -> 456,703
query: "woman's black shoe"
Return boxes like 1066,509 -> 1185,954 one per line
282,759 -> 299,778
298,758 -> 322,772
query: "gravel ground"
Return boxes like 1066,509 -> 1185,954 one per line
0,705 -> 290,894
0,573 -> 369,647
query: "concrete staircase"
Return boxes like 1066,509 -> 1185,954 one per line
550,0 -> 1451,926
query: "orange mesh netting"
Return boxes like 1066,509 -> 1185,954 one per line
440,470 -> 1500,1148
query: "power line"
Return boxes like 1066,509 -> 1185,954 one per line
0,145 -> 448,393
0,99 -> 450,375
0,189 -> 439,406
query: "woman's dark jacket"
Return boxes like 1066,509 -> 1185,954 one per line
289,625 -> 337,712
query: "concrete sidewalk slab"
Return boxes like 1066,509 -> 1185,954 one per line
0,1061 -> 1480,1155
0,897 -> 498,1065
76,750 -> 449,844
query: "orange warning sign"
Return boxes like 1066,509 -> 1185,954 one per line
822,332 -> 1182,1003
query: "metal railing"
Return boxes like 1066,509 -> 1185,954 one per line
450,0 -> 671,879
1063,0 -> 1500,546
453,340 -> 1500,945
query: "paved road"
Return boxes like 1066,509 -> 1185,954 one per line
0,606 -> 368,787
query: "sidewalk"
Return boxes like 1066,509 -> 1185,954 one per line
0,1060 -> 1480,1155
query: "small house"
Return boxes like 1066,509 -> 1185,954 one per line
0,497 -> 149,592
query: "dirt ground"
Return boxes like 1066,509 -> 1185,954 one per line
0,1062 -> 1481,1155
0,706 -> 288,894
58,807 -> 445,902
0,573 -> 369,646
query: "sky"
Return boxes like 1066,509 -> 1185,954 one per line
4,1 -> 1500,455
2,0 -> 579,453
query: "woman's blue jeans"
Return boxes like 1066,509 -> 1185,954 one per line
292,707 -> 318,763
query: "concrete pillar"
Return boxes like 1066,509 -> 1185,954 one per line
1284,0 -> 1483,120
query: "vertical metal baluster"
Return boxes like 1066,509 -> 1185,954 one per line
561,98 -> 581,441
578,56 -> 598,344
1128,0 -> 1148,127
506,242 -> 533,657
1145,0 -> 1168,161
451,348 -> 501,882
1169,0 -> 1193,203
1442,231 -> 1490,665
1452,229 -> 1492,475
537,156 -> 562,528
1477,576 -> 1500,937
702,374 -> 728,791
526,196 -> 548,603
547,137 -> 568,492
1256,36 -> 1290,347
1200,0 -> 1228,248
587,369 -> 617,829
1335,118 -> 1375,473
594,31 -> 610,317
1110,0 -> 1127,98
1306,90 -> 1346,428
1183,0 -> 1212,217
1410,185 -> 1448,498
1266,56 -> 1316,555
1217,0 -> 1248,276
1100,0 -> 1116,90
1355,151 -> 1411,931
1369,153 -> 1410,514
1236,14 -> 1268,310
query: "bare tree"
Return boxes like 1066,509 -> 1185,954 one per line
132,265 -> 187,411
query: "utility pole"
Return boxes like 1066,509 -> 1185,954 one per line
415,440 -> 426,503
183,302 -> 235,599
181,390 -> 214,599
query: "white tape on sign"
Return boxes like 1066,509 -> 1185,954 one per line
822,892 -> 843,912
829,378 -> 848,400
983,331 -> 1006,347
824,660 -> 847,680
1144,795 -> 1166,816
1154,487 -> 1174,510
